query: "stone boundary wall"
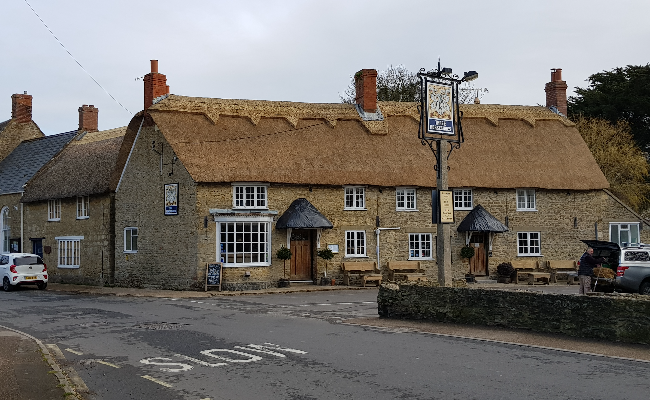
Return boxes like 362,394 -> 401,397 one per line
377,283 -> 650,344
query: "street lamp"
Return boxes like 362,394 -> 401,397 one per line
417,61 -> 477,286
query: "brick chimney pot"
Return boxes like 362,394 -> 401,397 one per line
144,60 -> 170,111
11,93 -> 33,123
354,69 -> 378,112
78,104 -> 99,132
545,68 -> 568,116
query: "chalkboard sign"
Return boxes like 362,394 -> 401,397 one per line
205,262 -> 223,292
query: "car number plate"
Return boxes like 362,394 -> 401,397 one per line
24,276 -> 37,280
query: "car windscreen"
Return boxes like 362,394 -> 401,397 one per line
623,251 -> 650,262
14,256 -> 44,266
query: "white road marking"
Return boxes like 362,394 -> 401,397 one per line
201,349 -> 263,363
96,360 -> 120,368
337,302 -> 353,305
173,354 -> 226,367
316,304 -> 330,306
141,357 -> 194,372
362,301 -> 376,304
141,375 -> 173,388
65,348 -> 83,355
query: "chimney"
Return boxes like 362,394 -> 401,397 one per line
144,60 -> 170,111
354,69 -> 378,112
78,104 -> 99,132
545,68 -> 568,116
11,92 -> 32,123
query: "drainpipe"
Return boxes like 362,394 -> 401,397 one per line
375,227 -> 400,271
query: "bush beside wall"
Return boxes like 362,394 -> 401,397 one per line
377,283 -> 650,344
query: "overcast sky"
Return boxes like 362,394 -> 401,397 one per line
2,0 -> 649,133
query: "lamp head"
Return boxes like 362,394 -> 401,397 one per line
463,71 -> 479,82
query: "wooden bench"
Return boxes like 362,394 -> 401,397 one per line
341,262 -> 382,287
547,260 -> 578,284
511,260 -> 550,285
387,261 -> 428,282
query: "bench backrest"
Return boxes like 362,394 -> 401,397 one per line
342,261 -> 377,273
511,259 -> 539,270
547,260 -> 577,271
387,261 -> 421,272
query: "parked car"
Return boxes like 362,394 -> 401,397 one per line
615,243 -> 650,295
0,253 -> 48,291
580,240 -> 620,293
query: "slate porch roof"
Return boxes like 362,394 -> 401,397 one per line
276,198 -> 334,229
456,204 -> 509,233
0,131 -> 77,195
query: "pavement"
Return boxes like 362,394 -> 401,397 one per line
1,281 -> 648,399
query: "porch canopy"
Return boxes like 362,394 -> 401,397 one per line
276,198 -> 333,229
457,204 -> 508,233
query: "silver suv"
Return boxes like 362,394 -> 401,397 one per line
0,253 -> 48,291
616,243 -> 650,294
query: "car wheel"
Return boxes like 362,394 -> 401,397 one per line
3,277 -> 12,292
639,281 -> 650,295
36,282 -> 47,290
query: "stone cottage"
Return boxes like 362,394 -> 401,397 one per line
21,105 -> 125,285
109,62 -> 648,291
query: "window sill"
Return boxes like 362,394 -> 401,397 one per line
48,219 -> 60,222
222,263 -> 271,268
454,207 -> 473,211
343,255 -> 369,259
344,208 -> 367,211
124,251 -> 137,254
516,209 -> 538,212
57,265 -> 80,269
409,257 -> 433,261
396,209 -> 419,212
77,216 -> 89,220
517,254 -> 543,257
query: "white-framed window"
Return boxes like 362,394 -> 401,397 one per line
516,189 -> 536,211
396,188 -> 417,211
517,232 -> 541,256
48,199 -> 61,221
124,227 -> 138,253
344,186 -> 366,210
610,223 -> 640,246
453,189 -> 473,210
218,216 -> 271,266
77,196 -> 89,219
233,184 -> 268,209
1,207 -> 9,253
56,236 -> 83,268
409,233 -> 432,260
345,230 -> 366,257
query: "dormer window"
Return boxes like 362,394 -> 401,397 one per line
233,184 -> 268,209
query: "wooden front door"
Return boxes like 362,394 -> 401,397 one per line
469,233 -> 488,276
290,230 -> 312,281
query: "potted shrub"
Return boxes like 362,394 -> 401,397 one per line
460,245 -> 475,282
317,248 -> 335,286
276,246 -> 292,287
496,262 -> 516,284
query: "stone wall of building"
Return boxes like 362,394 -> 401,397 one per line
113,125 -> 200,290
0,120 -> 44,162
22,194 -> 114,285
0,193 -> 25,253
378,283 -> 650,344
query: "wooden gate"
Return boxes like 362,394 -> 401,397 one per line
290,230 -> 312,280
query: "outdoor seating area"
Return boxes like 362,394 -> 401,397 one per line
387,261 -> 428,282
341,261 -> 382,287
511,260 -> 550,285
547,260 -> 578,284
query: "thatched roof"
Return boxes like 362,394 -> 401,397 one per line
22,128 -> 126,202
0,119 -> 9,133
134,95 -> 608,190
0,131 -> 77,195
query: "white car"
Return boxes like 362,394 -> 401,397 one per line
1,253 -> 48,291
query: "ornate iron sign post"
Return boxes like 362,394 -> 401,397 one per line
418,61 -> 477,286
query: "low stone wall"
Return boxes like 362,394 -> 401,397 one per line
377,283 -> 650,344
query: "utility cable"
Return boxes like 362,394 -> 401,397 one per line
23,0 -> 132,115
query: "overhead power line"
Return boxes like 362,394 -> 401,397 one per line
23,0 -> 132,115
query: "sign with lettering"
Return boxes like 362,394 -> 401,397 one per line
426,81 -> 454,135
164,183 -> 179,216
439,190 -> 454,223
205,263 -> 223,291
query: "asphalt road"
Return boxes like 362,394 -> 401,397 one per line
1,288 -> 649,400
